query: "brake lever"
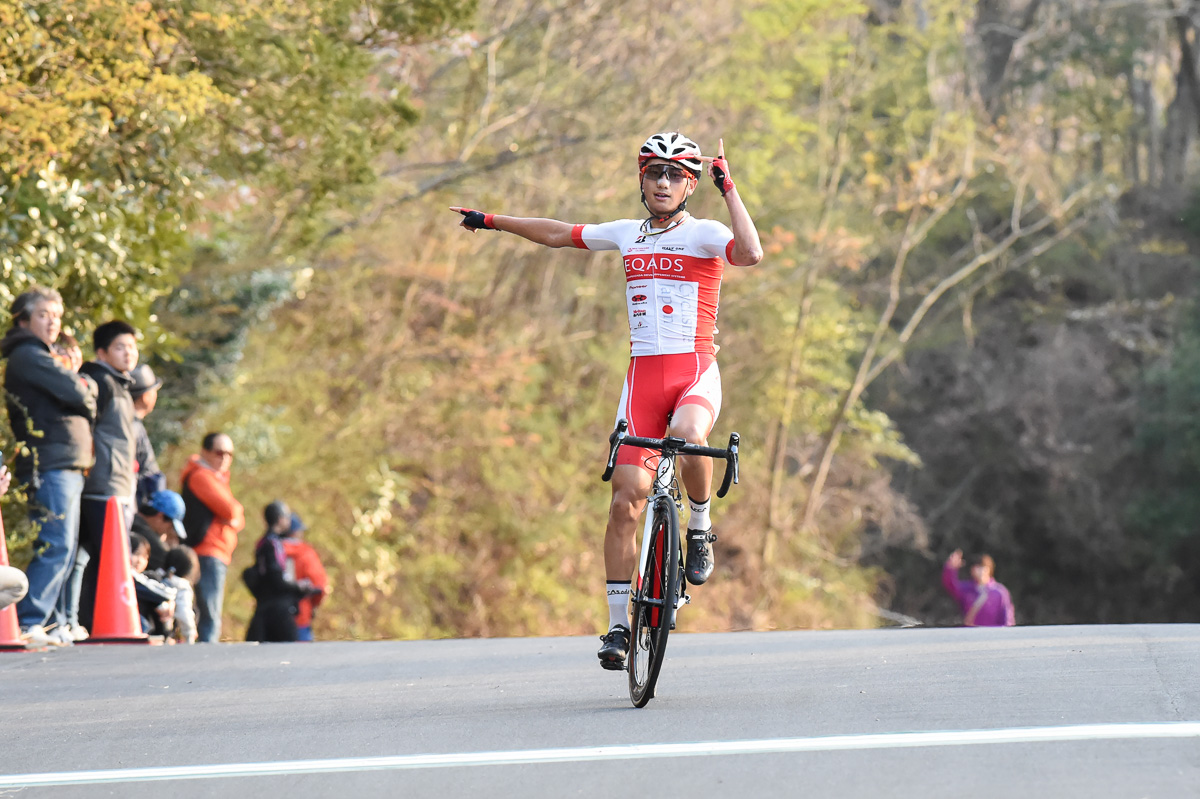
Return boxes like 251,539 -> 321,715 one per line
716,432 -> 740,498
602,419 -> 629,482
729,432 -> 740,486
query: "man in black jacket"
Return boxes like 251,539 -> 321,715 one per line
245,500 -> 318,643
71,320 -> 140,635
1,287 -> 97,648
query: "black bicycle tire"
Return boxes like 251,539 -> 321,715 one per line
628,497 -> 680,707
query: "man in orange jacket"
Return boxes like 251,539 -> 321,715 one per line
180,432 -> 245,642
282,512 -> 329,641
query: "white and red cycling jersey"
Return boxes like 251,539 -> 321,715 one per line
572,216 -> 738,470
571,217 -> 736,356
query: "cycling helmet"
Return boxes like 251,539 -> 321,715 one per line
638,132 -> 703,176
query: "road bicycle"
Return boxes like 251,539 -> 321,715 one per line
602,419 -> 740,707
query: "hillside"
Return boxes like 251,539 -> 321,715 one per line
7,0 -> 1200,639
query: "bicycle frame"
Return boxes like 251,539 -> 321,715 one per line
637,454 -> 679,583
602,418 -> 740,707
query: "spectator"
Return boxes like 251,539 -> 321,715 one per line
129,532 -> 175,637
2,287 -> 97,647
244,500 -> 318,643
282,512 -> 330,641
72,320 -> 140,637
180,432 -> 245,642
129,364 -> 167,509
942,549 -> 1015,627
241,503 -> 319,643
0,465 -> 30,612
130,490 -> 197,643
0,567 -> 26,613
161,547 -> 199,643
132,490 -> 188,574
52,332 -> 83,373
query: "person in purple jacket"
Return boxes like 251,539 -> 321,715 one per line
942,549 -> 1015,627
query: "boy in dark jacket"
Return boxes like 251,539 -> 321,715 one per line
1,288 -> 97,648
71,320 -> 139,634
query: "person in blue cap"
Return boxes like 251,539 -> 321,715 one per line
134,489 -> 188,575
129,489 -> 200,642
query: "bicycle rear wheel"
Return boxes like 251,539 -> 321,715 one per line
628,497 -> 681,707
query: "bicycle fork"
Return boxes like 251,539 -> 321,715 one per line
636,496 -> 690,630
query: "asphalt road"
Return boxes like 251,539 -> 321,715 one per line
2,625 -> 1198,798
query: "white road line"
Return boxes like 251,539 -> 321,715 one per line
3,722 -> 1198,788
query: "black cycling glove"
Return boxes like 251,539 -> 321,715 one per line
458,209 -> 496,230
710,156 -> 735,197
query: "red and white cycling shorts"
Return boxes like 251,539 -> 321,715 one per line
614,352 -> 722,472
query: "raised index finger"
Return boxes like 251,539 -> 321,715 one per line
718,138 -> 725,158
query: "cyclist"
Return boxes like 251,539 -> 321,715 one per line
451,132 -> 763,670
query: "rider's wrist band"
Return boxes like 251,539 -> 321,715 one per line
484,213 -> 496,229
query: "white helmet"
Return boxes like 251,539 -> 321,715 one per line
638,132 -> 703,175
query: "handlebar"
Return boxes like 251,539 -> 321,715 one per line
602,420 -> 740,498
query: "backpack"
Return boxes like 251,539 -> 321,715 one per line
242,564 -> 262,599
180,471 -> 215,547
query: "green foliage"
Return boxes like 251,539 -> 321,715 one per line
1,0 -> 477,328
1181,188 -> 1200,239
1129,300 -> 1200,551
1,0 -> 476,561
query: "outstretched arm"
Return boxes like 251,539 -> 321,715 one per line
450,207 -> 577,248
704,140 -> 763,267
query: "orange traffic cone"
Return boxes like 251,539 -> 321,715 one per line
80,497 -> 157,645
0,507 -> 29,652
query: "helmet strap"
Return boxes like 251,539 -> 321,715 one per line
639,172 -> 696,226
640,191 -> 689,224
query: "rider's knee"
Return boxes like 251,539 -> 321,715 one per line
668,419 -> 708,445
609,486 -> 644,521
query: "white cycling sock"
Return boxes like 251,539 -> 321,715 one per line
688,494 -> 711,531
607,581 -> 630,630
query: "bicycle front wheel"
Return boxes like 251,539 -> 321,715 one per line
628,497 -> 681,708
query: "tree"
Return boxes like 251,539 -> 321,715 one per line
1,0 -> 475,549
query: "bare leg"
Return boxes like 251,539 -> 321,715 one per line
669,404 -> 719,585
599,464 -> 651,664
604,465 -> 652,580
668,404 -> 716,505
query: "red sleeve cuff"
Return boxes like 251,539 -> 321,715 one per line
725,239 -> 736,263
571,224 -> 588,249
484,213 -> 495,229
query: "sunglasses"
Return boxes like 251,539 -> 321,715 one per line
642,164 -> 694,183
